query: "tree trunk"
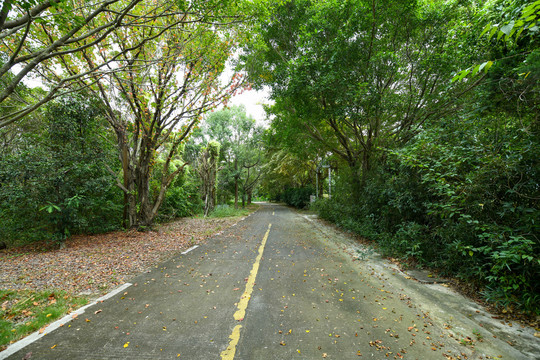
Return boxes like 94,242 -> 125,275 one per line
122,143 -> 129,228
135,160 -> 154,227
234,157 -> 239,209
198,141 -> 220,217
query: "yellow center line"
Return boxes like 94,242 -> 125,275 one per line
220,223 -> 272,360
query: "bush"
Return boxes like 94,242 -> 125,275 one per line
0,97 -> 122,246
312,115 -> 540,314
281,186 -> 315,209
157,179 -> 203,220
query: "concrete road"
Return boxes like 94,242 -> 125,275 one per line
2,203 -> 538,359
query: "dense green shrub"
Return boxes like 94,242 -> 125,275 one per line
314,115 -> 540,314
156,170 -> 203,220
281,186 -> 315,209
0,97 -> 122,246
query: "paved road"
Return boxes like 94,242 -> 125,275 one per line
2,204 -> 536,359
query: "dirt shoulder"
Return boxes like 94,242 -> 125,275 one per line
0,215 -> 247,297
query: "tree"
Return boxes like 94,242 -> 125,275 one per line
202,106 -> 263,208
66,1 -> 246,227
0,0 -> 153,127
0,95 -> 120,246
242,0 -> 482,190
268,0 -> 539,314
197,141 -> 220,216
240,127 -> 263,206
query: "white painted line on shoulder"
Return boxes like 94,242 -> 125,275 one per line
181,245 -> 199,255
0,283 -> 132,360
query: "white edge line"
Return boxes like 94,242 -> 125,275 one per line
0,283 -> 132,360
181,245 -> 199,255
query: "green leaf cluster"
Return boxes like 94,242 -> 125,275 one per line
0,95 -> 122,246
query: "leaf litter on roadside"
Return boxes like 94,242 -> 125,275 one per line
0,217 -> 236,295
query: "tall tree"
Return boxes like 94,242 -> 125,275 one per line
203,106 -> 263,208
65,1 -> 247,227
197,141 -> 220,216
243,0 -> 482,189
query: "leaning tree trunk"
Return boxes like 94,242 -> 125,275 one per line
112,124 -> 187,229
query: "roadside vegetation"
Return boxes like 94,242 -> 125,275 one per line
1,290 -> 88,350
247,0 -> 539,316
0,0 -> 538,337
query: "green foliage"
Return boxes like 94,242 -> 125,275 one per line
481,0 -> 540,42
0,96 -> 122,246
313,113 -> 539,313
243,0 -> 475,176
153,166 -> 203,221
208,204 -> 250,218
453,0 -> 539,82
280,186 -> 315,209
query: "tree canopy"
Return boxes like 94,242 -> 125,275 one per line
0,0 -> 538,315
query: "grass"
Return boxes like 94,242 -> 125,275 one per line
207,204 -> 257,218
0,289 -> 88,350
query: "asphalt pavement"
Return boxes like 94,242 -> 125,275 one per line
2,203 -> 538,359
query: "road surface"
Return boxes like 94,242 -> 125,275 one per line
2,203 -> 538,359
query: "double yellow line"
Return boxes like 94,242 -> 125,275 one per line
220,223 -> 272,360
